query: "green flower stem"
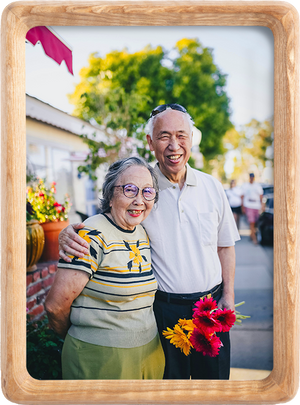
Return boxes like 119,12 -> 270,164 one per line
234,301 -> 251,325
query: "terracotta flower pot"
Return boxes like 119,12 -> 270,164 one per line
26,220 -> 45,272
39,220 -> 69,262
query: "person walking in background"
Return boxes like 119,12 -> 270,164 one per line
241,173 -> 263,245
226,179 -> 242,231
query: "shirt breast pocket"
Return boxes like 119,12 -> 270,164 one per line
198,212 -> 218,246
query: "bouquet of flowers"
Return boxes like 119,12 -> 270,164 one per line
163,297 -> 250,357
27,178 -> 71,223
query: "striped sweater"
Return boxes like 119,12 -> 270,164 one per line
57,214 -> 158,348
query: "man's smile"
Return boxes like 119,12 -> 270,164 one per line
167,154 -> 182,163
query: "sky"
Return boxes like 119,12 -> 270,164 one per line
25,25 -> 274,130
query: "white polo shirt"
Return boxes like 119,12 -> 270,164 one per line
142,164 -> 240,294
226,187 -> 242,208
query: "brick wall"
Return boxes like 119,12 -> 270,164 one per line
26,261 -> 58,321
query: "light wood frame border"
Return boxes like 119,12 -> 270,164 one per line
1,1 -> 299,403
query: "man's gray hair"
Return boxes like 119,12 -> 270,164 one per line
145,108 -> 195,139
100,156 -> 159,213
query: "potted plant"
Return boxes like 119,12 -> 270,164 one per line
27,179 -> 71,262
26,201 -> 45,272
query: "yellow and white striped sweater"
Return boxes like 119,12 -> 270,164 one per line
58,214 -> 158,348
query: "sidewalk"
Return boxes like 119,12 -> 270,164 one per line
230,368 -> 271,380
230,215 -> 273,378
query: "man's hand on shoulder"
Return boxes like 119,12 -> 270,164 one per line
58,223 -> 89,262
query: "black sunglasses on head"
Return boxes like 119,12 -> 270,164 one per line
150,103 -> 188,118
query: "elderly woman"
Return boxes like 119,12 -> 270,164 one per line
45,156 -> 164,380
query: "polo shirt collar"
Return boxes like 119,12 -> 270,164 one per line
154,163 -> 197,191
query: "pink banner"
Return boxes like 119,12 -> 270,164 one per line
26,26 -> 73,75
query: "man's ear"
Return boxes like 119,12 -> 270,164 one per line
146,134 -> 154,152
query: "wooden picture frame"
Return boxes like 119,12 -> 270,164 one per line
1,1 -> 299,403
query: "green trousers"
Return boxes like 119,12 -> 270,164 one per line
62,333 -> 165,380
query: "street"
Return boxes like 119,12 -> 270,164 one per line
230,216 -> 273,379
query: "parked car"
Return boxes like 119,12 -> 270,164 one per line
261,183 -> 274,195
257,193 -> 273,246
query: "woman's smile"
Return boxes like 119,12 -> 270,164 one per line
128,209 -> 144,217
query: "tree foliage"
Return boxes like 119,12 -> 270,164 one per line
242,118 -> 274,165
69,45 -> 171,135
223,118 -> 274,181
171,39 -> 232,160
69,38 -> 233,170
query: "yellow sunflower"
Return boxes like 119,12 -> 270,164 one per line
178,318 -> 196,339
129,245 -> 143,264
162,320 -> 194,356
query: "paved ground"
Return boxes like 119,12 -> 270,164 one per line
229,216 -> 273,379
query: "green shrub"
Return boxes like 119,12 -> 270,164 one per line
27,315 -> 64,380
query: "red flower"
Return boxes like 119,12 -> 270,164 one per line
193,297 -> 218,316
190,329 -> 223,357
213,309 -> 236,332
193,311 -> 220,334
53,202 -> 62,212
38,192 -> 44,198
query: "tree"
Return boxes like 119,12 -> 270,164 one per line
68,38 -> 232,175
242,118 -> 274,165
69,46 -> 172,134
171,39 -> 232,161
223,118 -> 274,182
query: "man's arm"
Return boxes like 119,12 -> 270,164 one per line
59,223 -> 89,262
45,268 -> 89,338
217,246 -> 236,311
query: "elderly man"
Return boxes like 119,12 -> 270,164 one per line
58,103 -> 240,379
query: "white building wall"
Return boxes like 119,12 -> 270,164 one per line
26,95 -> 109,223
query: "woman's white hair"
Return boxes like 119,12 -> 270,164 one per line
145,108 -> 195,139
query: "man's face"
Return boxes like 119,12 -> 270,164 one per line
146,109 -> 193,179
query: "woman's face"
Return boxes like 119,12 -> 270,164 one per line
109,165 -> 155,231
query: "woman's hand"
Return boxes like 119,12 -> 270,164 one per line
45,268 -> 89,338
59,223 -> 89,262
